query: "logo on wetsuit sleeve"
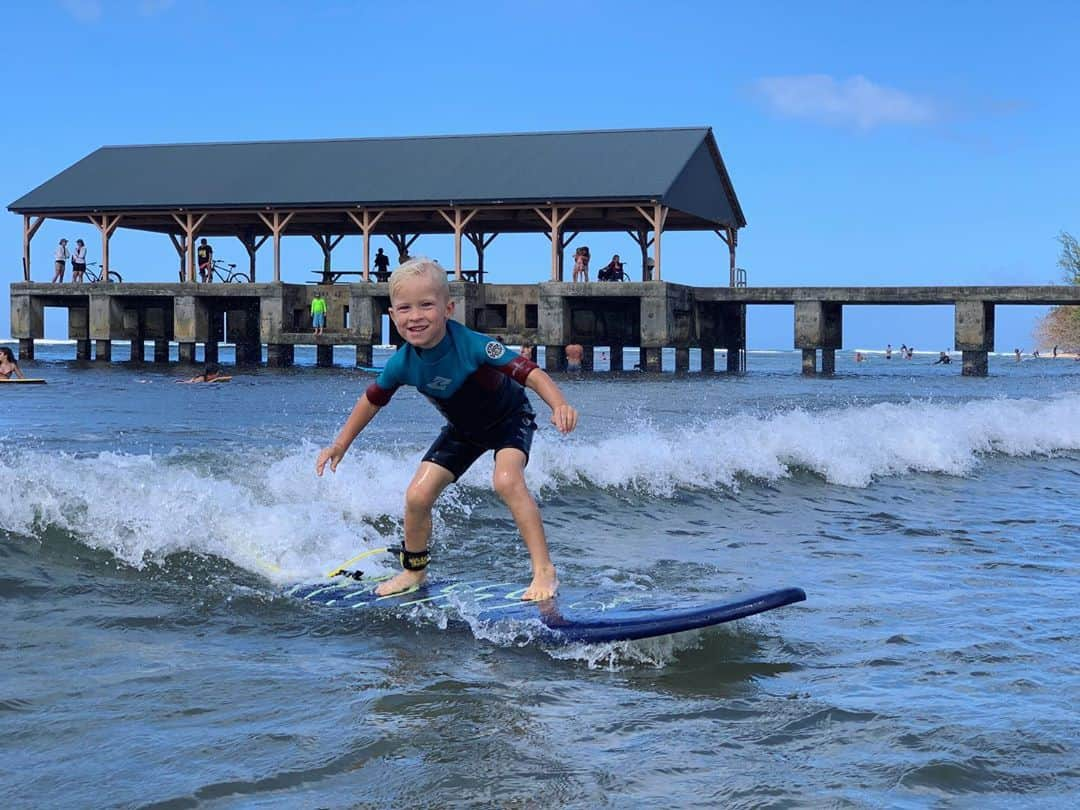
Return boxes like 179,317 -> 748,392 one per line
485,341 -> 505,359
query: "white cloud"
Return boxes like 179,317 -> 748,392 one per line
58,0 -> 176,22
60,0 -> 103,22
751,74 -> 938,131
138,0 -> 175,15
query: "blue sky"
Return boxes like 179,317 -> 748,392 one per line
3,0 -> 1078,349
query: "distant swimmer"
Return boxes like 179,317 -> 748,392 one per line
0,347 -> 26,380
179,363 -> 231,383
565,343 -> 584,372
855,351 -> 865,363
933,351 -> 952,365
885,343 -> 892,360
1014,348 -> 1022,362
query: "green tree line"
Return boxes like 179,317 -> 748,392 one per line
1035,232 -> 1080,351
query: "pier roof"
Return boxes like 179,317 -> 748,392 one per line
8,127 -> 745,234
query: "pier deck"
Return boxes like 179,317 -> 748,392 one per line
11,281 -> 1080,376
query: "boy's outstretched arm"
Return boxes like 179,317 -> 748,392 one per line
316,395 -> 382,475
524,369 -> 578,434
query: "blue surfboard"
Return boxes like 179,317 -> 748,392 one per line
287,579 -> 806,643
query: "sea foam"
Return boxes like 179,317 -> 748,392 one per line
1,393 -> 1077,579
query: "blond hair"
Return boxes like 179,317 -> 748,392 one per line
388,257 -> 449,300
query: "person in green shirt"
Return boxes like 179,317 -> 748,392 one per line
311,293 -> 328,335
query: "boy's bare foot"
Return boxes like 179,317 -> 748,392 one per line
375,569 -> 427,596
522,564 -> 558,601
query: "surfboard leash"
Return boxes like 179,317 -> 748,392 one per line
326,543 -> 431,580
326,546 -> 389,580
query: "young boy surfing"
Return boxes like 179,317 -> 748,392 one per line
316,258 -> 577,600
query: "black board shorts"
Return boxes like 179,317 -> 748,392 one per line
423,406 -> 537,480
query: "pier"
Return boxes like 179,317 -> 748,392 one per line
12,281 -> 1079,376
9,127 -> 1078,375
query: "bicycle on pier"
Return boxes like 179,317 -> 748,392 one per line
205,260 -> 251,283
83,262 -> 123,283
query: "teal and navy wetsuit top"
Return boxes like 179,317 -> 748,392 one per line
366,320 -> 539,435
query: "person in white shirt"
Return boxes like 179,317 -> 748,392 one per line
71,239 -> 87,282
53,238 -> 69,283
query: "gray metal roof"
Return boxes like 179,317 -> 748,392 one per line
8,128 -> 745,229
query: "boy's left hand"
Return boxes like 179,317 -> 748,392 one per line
550,404 -> 578,434
316,444 -> 345,476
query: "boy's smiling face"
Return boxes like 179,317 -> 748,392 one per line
389,272 -> 454,349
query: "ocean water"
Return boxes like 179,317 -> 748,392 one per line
2,343 -> 1078,809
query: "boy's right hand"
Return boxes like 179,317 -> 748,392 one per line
315,444 -> 345,476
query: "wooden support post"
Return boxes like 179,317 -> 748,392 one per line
635,205 -> 668,281
168,233 -> 186,282
22,215 -> 45,281
542,229 -> 579,279
89,214 -> 124,279
465,231 -> 499,283
169,212 -> 207,282
388,233 -> 420,264
437,209 -> 478,278
627,228 -> 654,280
238,230 -> 268,282
534,206 -> 575,281
347,210 -> 385,283
257,211 -> 295,282
312,233 -> 345,273
717,227 -> 738,288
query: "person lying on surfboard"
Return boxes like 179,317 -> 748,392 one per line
316,258 -> 578,601
0,347 -> 26,380
178,363 -> 231,384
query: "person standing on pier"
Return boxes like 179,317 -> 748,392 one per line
373,248 -> 391,281
572,247 -> 590,283
71,239 -> 87,282
315,258 -> 578,602
197,239 -> 213,283
311,292 -> 327,336
52,238 -> 69,283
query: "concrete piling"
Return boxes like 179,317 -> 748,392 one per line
954,300 -> 994,377
700,346 -> 715,373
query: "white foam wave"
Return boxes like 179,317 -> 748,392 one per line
1,394 -> 1077,579
522,391 -> 1080,491
0,442 -> 471,583
409,591 -> 707,668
